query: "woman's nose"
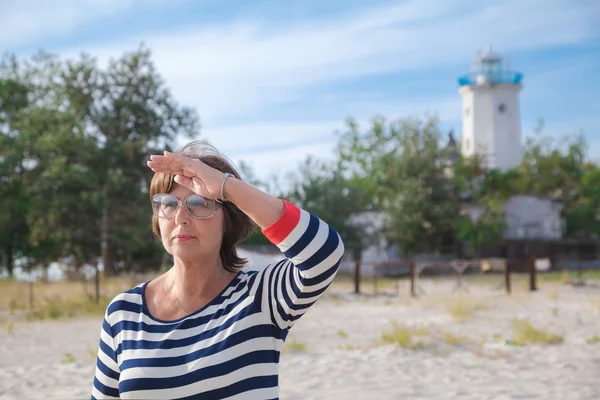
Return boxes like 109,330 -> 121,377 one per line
174,203 -> 191,225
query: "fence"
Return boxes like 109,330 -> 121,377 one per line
359,256 -> 557,296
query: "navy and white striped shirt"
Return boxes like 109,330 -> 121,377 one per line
91,201 -> 344,399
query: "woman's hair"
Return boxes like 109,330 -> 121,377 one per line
149,140 -> 256,272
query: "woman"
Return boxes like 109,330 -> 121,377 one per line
91,141 -> 345,399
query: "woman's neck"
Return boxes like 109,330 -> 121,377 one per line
169,257 -> 230,304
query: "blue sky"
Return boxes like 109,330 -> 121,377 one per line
3,0 -> 600,181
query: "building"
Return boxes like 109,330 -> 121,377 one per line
455,47 -> 564,242
341,47 -> 577,277
458,46 -> 524,171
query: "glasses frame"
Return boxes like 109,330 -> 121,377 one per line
152,193 -> 224,220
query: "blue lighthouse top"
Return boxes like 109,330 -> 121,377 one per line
458,46 -> 523,87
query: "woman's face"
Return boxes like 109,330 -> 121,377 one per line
157,183 -> 225,262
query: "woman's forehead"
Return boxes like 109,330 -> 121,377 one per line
168,183 -> 194,198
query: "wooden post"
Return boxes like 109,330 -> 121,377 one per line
353,254 -> 361,294
410,260 -> 416,297
504,262 -> 511,294
29,271 -> 34,310
529,255 -> 537,291
456,262 -> 464,291
576,247 -> 582,282
373,264 -> 377,295
95,263 -> 101,303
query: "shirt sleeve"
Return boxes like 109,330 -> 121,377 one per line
260,200 -> 345,330
91,311 -> 121,399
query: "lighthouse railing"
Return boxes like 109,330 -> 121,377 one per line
458,71 -> 523,87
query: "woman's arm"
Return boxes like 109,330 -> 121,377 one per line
257,199 -> 345,330
147,151 -> 284,228
91,312 -> 120,400
221,175 -> 285,228
147,152 -> 345,329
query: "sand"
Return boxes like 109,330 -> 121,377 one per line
1,278 -> 599,399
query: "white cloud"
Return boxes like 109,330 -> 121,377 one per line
6,0 -> 599,180
169,94 -> 460,180
232,141 -> 340,193
0,0 -> 136,47
44,0 -> 598,125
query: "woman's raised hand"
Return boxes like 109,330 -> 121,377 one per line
147,151 -> 226,200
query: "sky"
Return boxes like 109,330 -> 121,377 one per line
2,0 -> 600,182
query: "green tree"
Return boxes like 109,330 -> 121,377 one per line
453,154 -> 508,254
337,115 -> 460,257
288,155 -> 374,257
0,55 -> 36,277
520,121 -> 588,237
567,163 -> 600,238
61,46 -> 199,276
0,52 -> 102,281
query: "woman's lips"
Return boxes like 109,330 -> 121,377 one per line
173,235 -> 195,242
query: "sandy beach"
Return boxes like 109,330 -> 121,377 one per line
1,277 -> 599,400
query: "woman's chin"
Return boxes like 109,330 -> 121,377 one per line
171,247 -> 200,260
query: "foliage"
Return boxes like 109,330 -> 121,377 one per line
520,122 -> 590,237
1,44 -> 598,279
453,155 -> 508,253
0,46 -> 199,278
287,155 -> 374,258
337,115 -> 460,256
568,164 -> 600,238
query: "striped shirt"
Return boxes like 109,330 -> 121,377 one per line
91,200 -> 345,399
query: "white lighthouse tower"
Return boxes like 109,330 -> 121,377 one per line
458,47 -> 524,171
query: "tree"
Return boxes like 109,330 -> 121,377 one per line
337,115 -> 460,257
286,155 -> 374,292
288,155 -> 374,255
0,52 -> 105,285
567,163 -> 600,238
61,45 -> 199,276
520,121 -> 588,237
0,55 -> 37,277
0,46 -> 200,283
453,154 -> 508,255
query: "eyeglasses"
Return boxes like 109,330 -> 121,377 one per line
152,194 -> 223,220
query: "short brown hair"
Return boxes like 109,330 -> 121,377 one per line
149,140 -> 256,272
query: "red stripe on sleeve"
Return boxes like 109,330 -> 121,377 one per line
262,200 -> 301,245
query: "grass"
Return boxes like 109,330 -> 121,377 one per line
537,269 -> 600,282
443,332 -> 467,346
283,339 -> 308,352
587,335 -> 600,344
337,329 -> 348,338
331,273 -> 400,295
512,319 -> 563,345
87,347 -> 98,359
24,296 -> 109,322
0,276 -> 140,322
446,297 -> 491,322
551,307 -> 559,317
0,277 -> 137,310
60,353 -> 76,364
380,322 -> 429,349
6,321 -> 14,334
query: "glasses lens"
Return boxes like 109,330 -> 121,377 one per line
186,195 -> 216,218
152,194 -> 179,218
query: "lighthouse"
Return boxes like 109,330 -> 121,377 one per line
458,47 -> 524,171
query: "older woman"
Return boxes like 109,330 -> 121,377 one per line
91,141 -> 345,399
